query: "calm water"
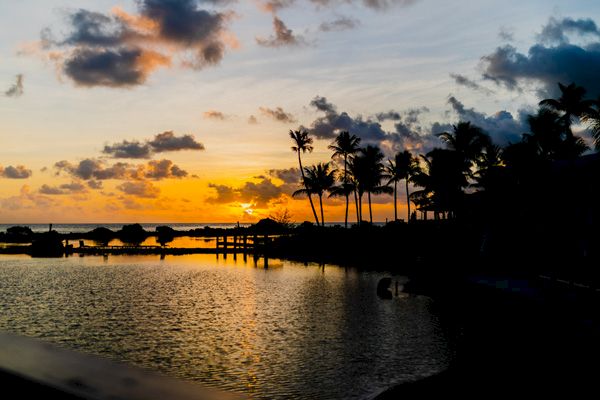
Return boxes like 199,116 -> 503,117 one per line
0,254 -> 450,399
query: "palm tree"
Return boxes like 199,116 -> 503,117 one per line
384,150 -> 419,222
437,122 -> 491,169
290,130 -> 319,225
525,108 -> 588,160
293,163 -> 336,226
354,145 -> 391,224
328,131 -> 361,228
539,82 -> 594,137
581,96 -> 600,150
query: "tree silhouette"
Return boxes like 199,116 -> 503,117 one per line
290,130 -> 320,225
353,145 -> 391,224
293,163 -> 336,226
384,150 -> 420,222
329,131 -> 361,228
581,96 -> 600,150
539,82 -> 594,138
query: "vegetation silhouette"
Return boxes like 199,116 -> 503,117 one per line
290,130 -> 320,225
328,131 -> 361,228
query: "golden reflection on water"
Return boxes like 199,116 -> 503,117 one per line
0,254 -> 451,399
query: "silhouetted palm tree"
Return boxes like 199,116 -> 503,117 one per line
293,163 -> 336,226
384,150 -> 419,222
348,158 -> 363,224
329,131 -> 361,228
539,82 -> 594,137
354,145 -> 391,224
525,108 -> 588,160
437,121 -> 491,172
581,96 -> 600,150
290,130 -> 319,225
472,143 -> 504,191
411,149 -> 468,218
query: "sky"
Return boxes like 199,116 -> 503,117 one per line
1,0 -> 600,223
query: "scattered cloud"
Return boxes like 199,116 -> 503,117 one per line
498,26 -> 514,42
54,158 -> 188,181
117,180 -> 160,198
256,16 -> 305,47
207,175 -> 292,207
481,17 -> 600,97
39,181 -> 87,195
248,115 -> 259,124
375,111 -> 401,122
0,165 -> 32,179
103,131 -> 204,158
143,159 -> 188,179
36,0 -> 237,87
259,106 -> 297,123
4,74 -> 24,97
319,16 -> 360,32
450,73 -> 494,95
203,110 -> 228,120
537,17 -> 600,45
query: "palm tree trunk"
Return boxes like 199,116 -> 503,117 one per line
343,155 -> 348,229
354,189 -> 360,225
405,179 -> 411,223
393,181 -> 397,221
358,192 -> 363,224
368,191 -> 373,224
319,194 -> 324,227
298,151 -> 319,225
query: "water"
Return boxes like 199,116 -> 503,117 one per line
0,222 -> 387,234
0,254 -> 450,399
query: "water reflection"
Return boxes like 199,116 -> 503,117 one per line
0,254 -> 450,399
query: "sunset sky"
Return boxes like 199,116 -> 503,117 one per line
1,0 -> 600,223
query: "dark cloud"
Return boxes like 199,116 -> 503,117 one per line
0,165 -> 32,179
268,167 -> 300,184
446,96 -> 527,145
39,181 -> 87,195
256,16 -> 304,47
450,73 -> 494,95
103,131 -> 204,158
207,177 -> 287,206
148,131 -> 205,152
54,158 -> 188,181
64,47 -> 170,87
117,180 -> 160,198
62,9 -> 126,47
87,180 -> 103,189
207,183 -> 238,203
5,74 -> 24,97
482,17 -> 600,97
103,140 -> 152,159
203,110 -> 227,120
142,159 -> 188,179
319,16 -> 360,32
375,111 -> 401,122
259,106 -> 297,123
39,0 -> 235,87
538,17 -> 600,45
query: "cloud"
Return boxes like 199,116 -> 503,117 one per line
148,131 -> 205,152
37,0 -> 236,87
39,181 -> 88,195
248,115 -> 259,124
259,106 -> 297,123
64,47 -> 170,87
203,110 -> 228,120
445,96 -> 527,145
0,185 -> 55,211
450,73 -> 494,95
103,131 -> 204,158
54,158 -> 188,181
4,74 -> 24,97
256,16 -> 305,47
538,17 -> 600,45
319,16 -> 360,32
498,26 -> 514,42
117,180 -> 160,198
87,180 -> 103,189
258,0 -> 419,12
375,111 -> 401,122
207,176 -> 288,207
142,159 -> 188,179
268,167 -> 300,184
103,140 -> 152,159
0,165 -> 32,179
481,17 -> 600,97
